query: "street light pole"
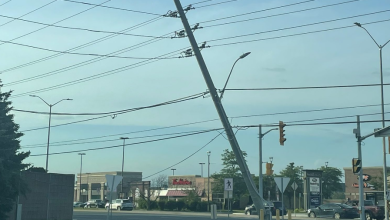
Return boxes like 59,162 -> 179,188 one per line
120,137 -> 129,197
259,126 -> 278,198
355,22 -> 390,220
30,95 -> 72,172
171,168 -> 176,176
207,151 -> 211,211
220,52 -> 251,100
199,163 -> 205,177
78,153 -> 86,202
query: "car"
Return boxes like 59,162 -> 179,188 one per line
84,199 -> 104,208
272,201 -> 287,216
345,200 -> 384,220
245,200 -> 279,216
308,203 -> 359,219
73,202 -> 86,208
105,199 -> 134,211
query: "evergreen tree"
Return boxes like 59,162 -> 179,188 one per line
319,166 -> 343,199
0,84 -> 30,219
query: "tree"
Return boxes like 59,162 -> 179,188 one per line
279,162 -> 303,208
0,84 -> 30,219
25,165 -> 46,173
211,149 -> 248,206
136,174 -> 167,209
319,166 -> 343,199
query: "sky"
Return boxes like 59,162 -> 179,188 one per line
0,0 -> 389,183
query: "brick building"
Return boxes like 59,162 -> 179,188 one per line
344,166 -> 390,204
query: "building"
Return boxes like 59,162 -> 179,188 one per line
154,175 -> 214,201
7,172 -> 74,220
74,171 -> 142,202
344,166 -> 390,204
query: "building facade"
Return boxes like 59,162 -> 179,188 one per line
74,171 -> 142,202
344,166 -> 390,204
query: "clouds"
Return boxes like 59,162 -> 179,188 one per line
263,67 -> 286,73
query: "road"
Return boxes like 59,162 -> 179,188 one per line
72,209 -> 329,220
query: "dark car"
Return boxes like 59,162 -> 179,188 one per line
345,200 -> 384,220
84,199 -> 104,208
308,203 -> 359,219
73,202 -> 86,208
245,201 -> 286,216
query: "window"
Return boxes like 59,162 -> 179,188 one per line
115,199 -> 121,203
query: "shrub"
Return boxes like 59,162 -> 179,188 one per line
187,201 -> 198,211
198,201 -> 208,212
158,200 -> 166,210
177,200 -> 185,211
166,200 -> 176,211
137,199 -> 148,209
150,201 -> 158,210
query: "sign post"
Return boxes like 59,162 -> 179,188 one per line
224,178 -> 233,218
274,177 -> 290,220
105,175 -> 123,220
291,182 -> 298,217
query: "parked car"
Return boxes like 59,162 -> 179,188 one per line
272,201 -> 287,216
84,199 -> 104,208
73,202 -> 86,208
245,200 -> 284,216
345,200 -> 384,220
105,199 -> 134,211
308,203 -> 359,219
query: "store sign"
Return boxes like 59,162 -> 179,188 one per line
306,171 -> 322,177
309,177 -> 320,192
357,174 -> 372,181
172,178 -> 192,185
310,196 -> 321,207
352,182 -> 375,189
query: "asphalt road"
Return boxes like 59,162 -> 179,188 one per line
72,210 -> 329,220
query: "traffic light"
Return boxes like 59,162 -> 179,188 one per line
352,158 -> 361,174
279,121 -> 286,146
266,163 -> 274,176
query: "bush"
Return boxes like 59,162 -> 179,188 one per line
197,201 -> 208,212
187,201 -> 198,211
150,201 -> 158,210
177,200 -> 185,211
166,200 -> 176,211
136,199 -> 148,209
158,200 -> 166,210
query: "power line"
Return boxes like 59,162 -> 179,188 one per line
143,132 -> 222,179
202,0 -> 362,28
197,0 -> 315,24
0,0 -> 111,48
206,10 -> 390,42
0,39 -> 180,60
210,19 -> 390,47
9,46 -> 188,98
0,14 -> 172,39
22,128 -> 224,148
27,128 -> 220,156
225,83 -> 390,91
0,10 -> 163,75
195,0 -> 238,8
0,0 -> 12,7
19,92 -> 206,132
63,0 -> 162,16
20,102 -> 390,147
0,0 -> 56,28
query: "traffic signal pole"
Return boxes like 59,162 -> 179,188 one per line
173,0 -> 265,217
259,125 -> 263,198
355,116 -> 365,220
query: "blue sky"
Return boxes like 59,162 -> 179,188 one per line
0,0 -> 389,182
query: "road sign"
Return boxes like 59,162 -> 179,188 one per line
224,190 -> 233,199
274,177 -> 290,193
291,182 -> 298,191
105,174 -> 123,192
224,178 -> 233,191
386,190 -> 390,201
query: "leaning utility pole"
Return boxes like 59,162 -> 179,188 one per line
173,0 -> 265,217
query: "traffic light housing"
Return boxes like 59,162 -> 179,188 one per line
352,158 -> 361,174
266,163 -> 274,176
279,121 -> 286,146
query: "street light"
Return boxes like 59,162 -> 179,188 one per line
86,173 -> 91,201
30,95 -> 72,171
171,168 -> 176,176
355,22 -> 390,220
119,137 -> 129,197
269,157 -> 273,164
259,126 -> 278,198
207,151 -> 211,211
220,52 -> 251,99
199,162 -> 205,177
78,153 -> 86,202
325,162 -> 328,168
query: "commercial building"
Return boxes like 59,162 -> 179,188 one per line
344,166 -> 390,204
74,171 -> 142,202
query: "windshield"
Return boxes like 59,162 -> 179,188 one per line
273,202 -> 282,208
364,201 -> 374,206
340,204 -> 353,208
122,199 -> 131,203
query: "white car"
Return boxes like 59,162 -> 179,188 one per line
105,199 -> 133,211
